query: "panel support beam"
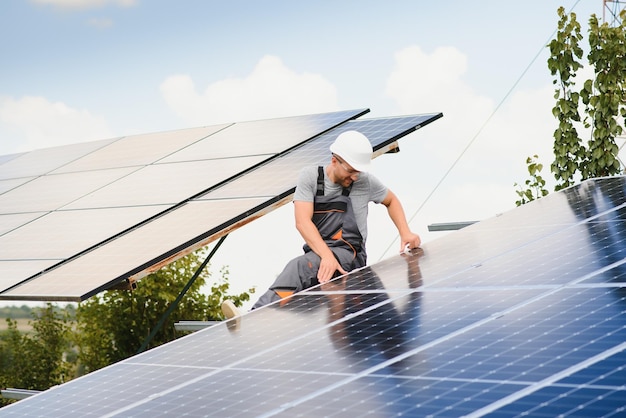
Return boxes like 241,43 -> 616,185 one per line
136,234 -> 228,354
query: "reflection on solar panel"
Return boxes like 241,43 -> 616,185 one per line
2,176 -> 625,417
0,109 -> 442,301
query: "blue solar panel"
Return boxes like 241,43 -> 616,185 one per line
2,175 -> 625,416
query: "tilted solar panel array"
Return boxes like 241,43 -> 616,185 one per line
0,109 -> 441,301
2,176 -> 625,417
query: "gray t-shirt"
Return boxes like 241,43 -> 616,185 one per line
293,165 -> 388,244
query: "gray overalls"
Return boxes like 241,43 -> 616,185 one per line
252,167 -> 367,309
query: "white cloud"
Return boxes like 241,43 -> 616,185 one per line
384,44 -> 558,178
159,55 -> 339,126
385,45 -> 495,158
0,95 -> 113,153
29,0 -> 136,10
385,45 -> 498,118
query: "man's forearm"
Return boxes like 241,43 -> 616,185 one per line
383,190 -> 421,249
386,193 -> 411,236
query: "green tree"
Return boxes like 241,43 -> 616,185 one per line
579,13 -> 626,179
0,304 -> 75,406
517,7 -> 626,204
547,7 -> 586,190
74,250 -> 253,374
0,251 -> 252,400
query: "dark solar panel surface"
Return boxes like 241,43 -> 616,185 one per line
0,110 -> 442,301
2,176 -> 625,417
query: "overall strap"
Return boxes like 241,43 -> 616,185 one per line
316,166 -> 324,196
316,165 -> 352,196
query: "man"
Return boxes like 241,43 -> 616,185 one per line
221,130 -> 421,318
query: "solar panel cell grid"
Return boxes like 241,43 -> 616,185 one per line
0,177 -> 33,195
487,387 -> 626,418
200,114 -> 436,201
61,156 -> 267,210
160,109 -> 368,164
1,198 -> 268,300
0,167 -> 137,214
0,206 -> 166,260
0,137 -> 118,180
0,212 -> 43,236
0,260 -> 60,293
51,125 -> 229,174
559,349 -> 626,386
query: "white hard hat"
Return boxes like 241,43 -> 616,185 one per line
329,130 -> 373,172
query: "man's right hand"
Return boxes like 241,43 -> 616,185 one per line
317,254 -> 347,283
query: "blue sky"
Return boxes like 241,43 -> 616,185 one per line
1,0 -> 599,149
0,0 -> 607,302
